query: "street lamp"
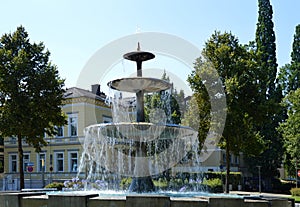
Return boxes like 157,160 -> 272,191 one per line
257,166 -> 261,193
42,158 -> 45,187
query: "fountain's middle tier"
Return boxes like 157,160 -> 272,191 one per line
84,122 -> 197,143
108,77 -> 172,93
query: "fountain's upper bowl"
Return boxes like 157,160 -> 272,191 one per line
108,77 -> 172,93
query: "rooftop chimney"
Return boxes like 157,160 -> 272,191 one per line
91,84 -> 101,96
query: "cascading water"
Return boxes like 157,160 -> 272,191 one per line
77,44 -> 202,193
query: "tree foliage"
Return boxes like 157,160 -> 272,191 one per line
255,0 -> 278,97
144,71 -> 182,125
278,24 -> 300,95
185,57 -> 212,150
245,0 -> 284,184
0,26 -> 66,189
188,31 -> 264,193
277,24 -> 300,176
278,89 -> 300,176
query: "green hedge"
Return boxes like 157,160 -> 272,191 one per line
44,182 -> 64,190
202,178 -> 223,193
291,188 -> 300,196
203,172 -> 242,190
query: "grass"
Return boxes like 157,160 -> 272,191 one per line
291,196 -> 300,202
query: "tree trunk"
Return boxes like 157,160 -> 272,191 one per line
225,144 -> 230,193
18,134 -> 24,190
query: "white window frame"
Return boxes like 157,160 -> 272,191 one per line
37,153 -> 46,172
54,152 -> 64,172
68,151 -> 78,172
9,154 -> 18,173
68,114 -> 78,137
55,125 -> 64,138
23,153 -> 30,172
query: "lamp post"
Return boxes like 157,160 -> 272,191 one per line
42,158 -> 45,187
257,166 -> 261,193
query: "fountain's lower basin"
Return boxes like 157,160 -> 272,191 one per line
0,191 -> 294,207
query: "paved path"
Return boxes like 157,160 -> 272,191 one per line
231,191 -> 300,206
230,191 -> 291,198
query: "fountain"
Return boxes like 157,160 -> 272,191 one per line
78,43 -> 199,192
0,44 -> 294,207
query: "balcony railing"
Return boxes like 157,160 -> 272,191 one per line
4,136 -> 85,146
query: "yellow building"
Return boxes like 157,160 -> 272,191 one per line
3,84 -> 112,188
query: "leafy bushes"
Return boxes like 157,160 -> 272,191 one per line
291,188 -> 300,196
202,178 -> 223,193
120,177 -> 132,190
45,182 -> 64,190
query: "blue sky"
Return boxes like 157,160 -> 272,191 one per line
1,0 -> 300,92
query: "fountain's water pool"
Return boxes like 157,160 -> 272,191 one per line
46,190 -> 243,199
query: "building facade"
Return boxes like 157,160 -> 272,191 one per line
0,137 -> 3,173
3,84 -> 112,188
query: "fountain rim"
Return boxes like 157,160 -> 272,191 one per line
84,122 -> 197,143
86,122 -> 196,131
108,77 -> 173,93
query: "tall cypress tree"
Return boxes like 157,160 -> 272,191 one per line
245,0 -> 284,191
278,24 -> 300,94
255,0 -> 278,96
291,24 -> 300,64
290,25 -> 300,91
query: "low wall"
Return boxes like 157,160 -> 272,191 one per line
0,192 -> 294,207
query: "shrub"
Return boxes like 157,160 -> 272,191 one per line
120,178 -> 132,190
45,182 -> 64,190
291,188 -> 300,196
203,172 -> 242,190
202,178 -> 223,193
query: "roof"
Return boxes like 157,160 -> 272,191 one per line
63,87 -> 107,102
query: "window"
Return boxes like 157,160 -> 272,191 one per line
222,153 -> 226,163
235,155 -> 239,164
9,154 -> 18,173
68,114 -> 78,137
10,137 -> 17,144
23,154 -> 30,172
38,153 -> 46,172
69,152 -> 78,172
55,152 -> 64,172
55,126 -> 64,137
103,116 -> 112,123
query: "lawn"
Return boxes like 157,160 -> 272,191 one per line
291,196 -> 300,202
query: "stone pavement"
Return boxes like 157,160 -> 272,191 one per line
230,191 -> 299,206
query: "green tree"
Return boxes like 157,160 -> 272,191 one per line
255,0 -> 277,97
189,31 -> 264,193
185,57 -> 212,151
0,26 -> 66,189
174,89 -> 186,118
277,24 -> 300,176
278,89 -> 300,177
144,71 -> 181,125
245,0 -> 284,187
278,24 -> 300,95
